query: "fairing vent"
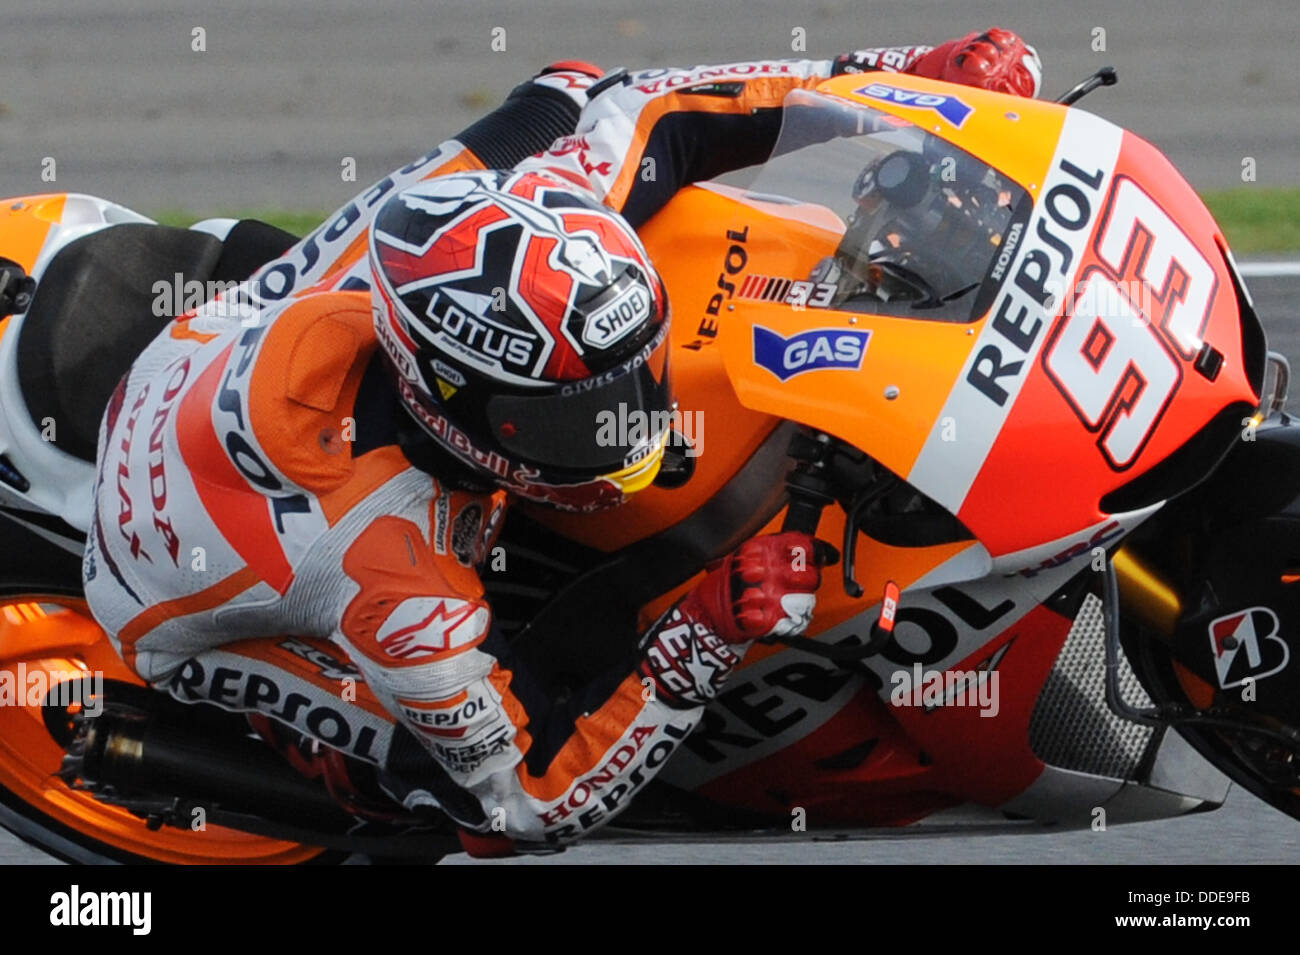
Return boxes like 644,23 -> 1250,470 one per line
1100,401 -> 1255,515
1029,593 -> 1157,779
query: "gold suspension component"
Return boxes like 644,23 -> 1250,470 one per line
1112,547 -> 1182,638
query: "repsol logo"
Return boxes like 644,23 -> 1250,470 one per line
967,158 -> 1105,407
402,694 -> 488,729
540,723 -> 690,841
681,586 -> 1016,763
686,226 -> 749,348
170,658 -> 382,763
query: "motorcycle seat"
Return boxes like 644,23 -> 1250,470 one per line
15,220 -> 294,463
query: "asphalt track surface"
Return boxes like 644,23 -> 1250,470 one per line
2,0 -> 1299,209
2,0 -> 1299,864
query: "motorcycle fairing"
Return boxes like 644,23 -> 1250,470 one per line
0,71 -> 1268,846
706,76 -> 1261,563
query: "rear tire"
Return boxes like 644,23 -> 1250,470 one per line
0,587 -> 355,864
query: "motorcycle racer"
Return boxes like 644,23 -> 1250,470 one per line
82,30 -> 1042,853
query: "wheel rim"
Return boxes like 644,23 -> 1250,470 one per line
0,596 -> 327,864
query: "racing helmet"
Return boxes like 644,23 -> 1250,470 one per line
368,169 -> 673,511
830,144 -> 1017,309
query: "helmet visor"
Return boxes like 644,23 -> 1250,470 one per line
484,322 -> 672,473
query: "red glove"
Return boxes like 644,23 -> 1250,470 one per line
531,61 -> 606,104
682,532 -> 828,644
536,60 -> 604,81
906,28 -> 1042,98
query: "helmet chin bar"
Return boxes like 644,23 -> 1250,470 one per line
599,429 -> 669,495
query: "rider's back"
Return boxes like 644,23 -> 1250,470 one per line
83,292 -> 497,682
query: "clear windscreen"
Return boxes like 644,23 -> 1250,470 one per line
733,89 -> 1032,323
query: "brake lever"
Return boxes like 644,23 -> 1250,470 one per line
1055,66 -> 1117,106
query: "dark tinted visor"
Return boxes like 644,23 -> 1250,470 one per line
485,323 -> 672,472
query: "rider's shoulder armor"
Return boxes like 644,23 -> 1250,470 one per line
243,291 -> 383,497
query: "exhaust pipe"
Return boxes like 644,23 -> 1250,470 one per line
65,707 -> 357,829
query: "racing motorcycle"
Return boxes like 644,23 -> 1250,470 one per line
0,66 -> 1298,864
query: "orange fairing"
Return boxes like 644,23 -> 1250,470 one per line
956,130 -> 1258,555
0,195 -> 65,273
527,75 -> 1257,569
691,75 -> 1258,561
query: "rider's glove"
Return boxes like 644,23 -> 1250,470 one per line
905,28 -> 1042,98
529,59 -> 607,107
682,531 -> 829,644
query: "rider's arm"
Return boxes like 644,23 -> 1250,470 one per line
517,32 -> 1041,227
329,514 -> 820,848
513,47 -> 935,227
452,63 -> 605,170
242,63 -> 603,298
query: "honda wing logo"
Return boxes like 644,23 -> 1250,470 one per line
1207,607 -> 1290,689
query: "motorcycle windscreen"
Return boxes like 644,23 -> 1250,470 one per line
731,89 -> 1030,324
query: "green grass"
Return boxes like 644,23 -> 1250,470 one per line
1200,188 -> 1300,254
151,209 -> 331,238
153,187 -> 1300,255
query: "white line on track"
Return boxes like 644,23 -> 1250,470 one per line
1240,262 -> 1300,277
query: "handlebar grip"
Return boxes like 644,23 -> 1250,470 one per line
783,494 -> 825,534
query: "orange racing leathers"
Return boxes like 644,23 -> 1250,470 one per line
83,287 -> 817,842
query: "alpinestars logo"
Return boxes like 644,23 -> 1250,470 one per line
641,607 -> 741,706
1208,607 -> 1290,689
376,596 -> 490,660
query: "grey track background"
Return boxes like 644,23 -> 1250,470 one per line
2,0 -> 1299,864
0,0 -> 1297,210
